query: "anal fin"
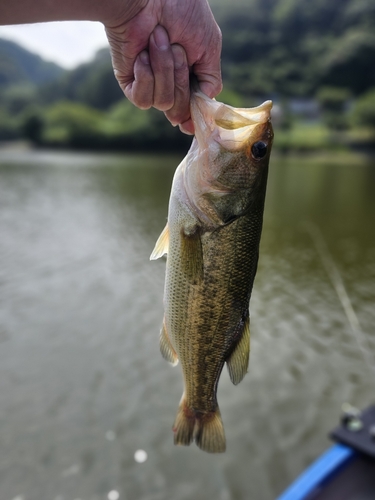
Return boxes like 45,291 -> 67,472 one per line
160,319 -> 178,366
226,313 -> 250,385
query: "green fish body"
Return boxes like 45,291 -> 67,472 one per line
151,91 -> 273,453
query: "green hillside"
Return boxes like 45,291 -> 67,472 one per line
0,38 -> 64,88
40,48 -> 123,109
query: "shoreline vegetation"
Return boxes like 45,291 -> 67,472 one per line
1,138 -> 374,165
1,118 -> 375,156
1,0 -> 374,154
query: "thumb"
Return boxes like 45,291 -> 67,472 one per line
192,38 -> 222,99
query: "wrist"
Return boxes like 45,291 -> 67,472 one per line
0,0 -> 149,27
102,0 -> 149,28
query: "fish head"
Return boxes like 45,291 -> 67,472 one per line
184,91 -> 273,224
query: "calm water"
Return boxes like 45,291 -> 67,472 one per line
0,149 -> 374,500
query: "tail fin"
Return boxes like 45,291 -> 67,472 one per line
173,400 -> 195,447
173,396 -> 226,453
194,410 -> 226,453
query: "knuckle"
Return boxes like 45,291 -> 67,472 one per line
165,110 -> 180,126
132,93 -> 153,110
154,95 -> 174,112
154,102 -> 173,112
165,106 -> 190,127
137,102 -> 152,110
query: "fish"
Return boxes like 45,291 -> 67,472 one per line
150,89 -> 273,453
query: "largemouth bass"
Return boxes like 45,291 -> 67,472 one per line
150,90 -> 273,453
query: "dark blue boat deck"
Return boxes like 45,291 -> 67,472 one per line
276,444 -> 375,500
276,405 -> 375,500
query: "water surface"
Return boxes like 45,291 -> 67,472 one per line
0,149 -> 374,500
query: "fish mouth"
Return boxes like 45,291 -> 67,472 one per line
191,91 -> 273,152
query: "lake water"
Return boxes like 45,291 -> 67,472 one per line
0,148 -> 374,500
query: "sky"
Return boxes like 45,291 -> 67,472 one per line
0,21 -> 109,69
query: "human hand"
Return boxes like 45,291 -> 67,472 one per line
105,0 -> 222,134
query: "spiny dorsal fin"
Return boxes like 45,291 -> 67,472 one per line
160,319 -> 178,366
180,228 -> 203,284
226,313 -> 250,385
150,223 -> 169,260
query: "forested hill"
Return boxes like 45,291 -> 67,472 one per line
39,48 -> 124,110
209,0 -> 375,98
0,38 -> 64,88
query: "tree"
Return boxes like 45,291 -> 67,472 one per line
317,86 -> 351,130
351,88 -> 375,129
20,106 -> 44,144
43,101 -> 103,148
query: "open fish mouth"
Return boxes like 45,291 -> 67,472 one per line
191,91 -> 273,151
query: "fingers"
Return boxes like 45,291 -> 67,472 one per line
179,119 -> 195,135
105,23 -> 151,106
164,44 -> 191,129
193,26 -> 223,100
111,21 -> 200,133
128,25 -> 192,132
105,0 -> 223,133
128,25 -> 177,111
129,50 -> 154,109
149,25 -> 175,111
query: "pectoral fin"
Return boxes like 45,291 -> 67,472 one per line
160,319 -> 178,366
226,314 -> 250,385
150,223 -> 169,260
180,228 -> 203,284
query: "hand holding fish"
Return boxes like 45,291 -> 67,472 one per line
105,0 -> 222,134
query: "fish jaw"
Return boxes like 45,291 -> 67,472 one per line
191,91 -> 273,153
181,93 -> 273,227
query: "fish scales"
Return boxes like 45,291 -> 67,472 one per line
151,89 -> 273,453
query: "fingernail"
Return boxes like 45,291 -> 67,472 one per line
139,50 -> 150,65
153,25 -> 169,50
172,45 -> 185,69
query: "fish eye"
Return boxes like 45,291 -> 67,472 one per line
251,141 -> 267,160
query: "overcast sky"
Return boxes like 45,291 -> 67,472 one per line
0,21 -> 109,69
